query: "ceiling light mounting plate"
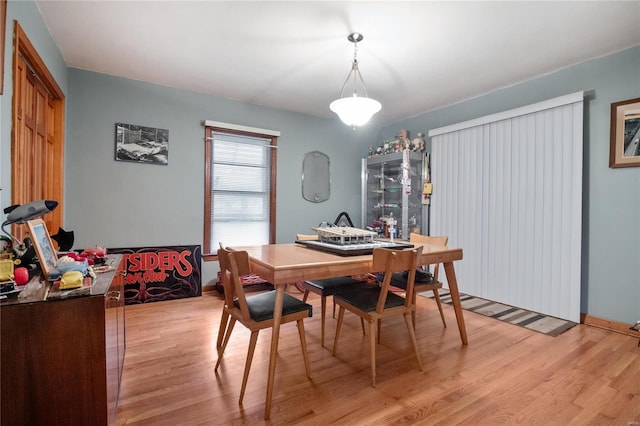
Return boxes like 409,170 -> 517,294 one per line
347,32 -> 363,44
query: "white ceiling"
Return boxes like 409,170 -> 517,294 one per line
36,1 -> 640,126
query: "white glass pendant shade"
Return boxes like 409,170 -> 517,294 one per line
330,95 -> 382,127
330,32 -> 381,127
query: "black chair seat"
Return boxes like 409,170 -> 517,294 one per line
302,276 -> 364,296
333,286 -> 405,312
389,270 -> 435,289
300,276 -> 367,346
235,291 -> 313,322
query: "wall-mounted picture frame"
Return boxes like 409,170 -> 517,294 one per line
26,219 -> 58,280
115,122 -> 169,165
609,97 -> 640,168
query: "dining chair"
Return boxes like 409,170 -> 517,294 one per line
215,242 -> 274,351
332,246 -> 424,387
295,233 -> 366,347
389,233 -> 449,328
215,246 -> 313,404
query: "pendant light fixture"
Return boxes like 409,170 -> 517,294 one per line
330,32 -> 381,127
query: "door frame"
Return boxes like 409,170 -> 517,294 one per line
10,21 -> 65,241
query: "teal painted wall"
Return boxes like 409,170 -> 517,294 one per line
65,69 -> 374,284
380,46 -> 640,324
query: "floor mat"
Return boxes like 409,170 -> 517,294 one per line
418,290 -> 576,337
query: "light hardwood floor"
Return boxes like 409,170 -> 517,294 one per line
116,290 -> 640,425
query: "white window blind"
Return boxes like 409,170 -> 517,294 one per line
428,92 -> 584,322
210,131 -> 272,248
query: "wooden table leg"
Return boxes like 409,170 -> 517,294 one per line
265,284 -> 285,419
443,261 -> 468,345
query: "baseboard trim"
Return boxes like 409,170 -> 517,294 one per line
581,314 -> 640,338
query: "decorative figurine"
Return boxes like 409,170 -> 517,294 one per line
411,132 -> 425,152
368,130 -> 425,158
387,212 -> 397,242
398,129 -> 411,151
51,227 -> 74,251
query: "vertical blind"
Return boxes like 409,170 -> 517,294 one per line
210,131 -> 272,248
428,92 -> 584,322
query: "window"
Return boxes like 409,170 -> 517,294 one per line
204,123 -> 278,258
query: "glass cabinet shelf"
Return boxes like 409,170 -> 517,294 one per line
361,151 -> 425,240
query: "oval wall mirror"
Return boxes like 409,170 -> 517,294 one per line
302,151 -> 330,203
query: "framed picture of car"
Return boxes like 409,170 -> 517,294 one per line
115,122 -> 169,165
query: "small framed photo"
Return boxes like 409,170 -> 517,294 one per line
609,97 -> 640,168
26,219 -> 58,280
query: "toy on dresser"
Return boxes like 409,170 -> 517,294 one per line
80,246 -> 107,265
49,256 -> 92,282
48,246 -> 106,289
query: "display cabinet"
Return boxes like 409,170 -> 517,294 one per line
361,151 -> 425,240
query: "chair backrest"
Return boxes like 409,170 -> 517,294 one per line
409,233 -> 448,281
296,233 -> 318,241
372,246 -> 423,313
217,244 -> 236,307
217,245 -> 253,322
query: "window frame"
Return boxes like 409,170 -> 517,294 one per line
203,125 -> 277,261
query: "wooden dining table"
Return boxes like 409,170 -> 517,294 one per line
232,241 -> 466,419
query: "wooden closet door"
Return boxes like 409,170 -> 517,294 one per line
11,23 -> 64,243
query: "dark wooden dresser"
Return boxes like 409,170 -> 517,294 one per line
1,254 -> 126,426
